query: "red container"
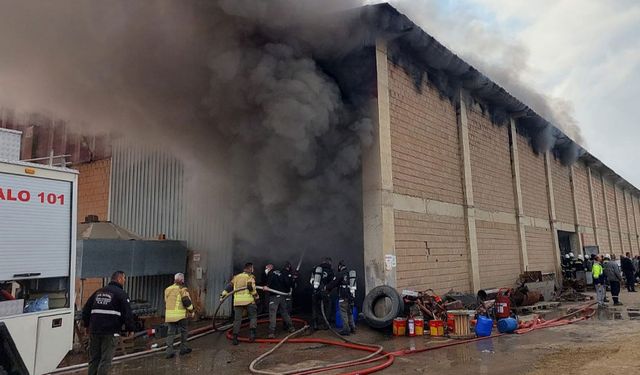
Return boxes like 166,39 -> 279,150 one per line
447,313 -> 455,332
495,288 -> 512,319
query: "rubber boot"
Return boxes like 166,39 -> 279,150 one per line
288,326 -> 296,333
232,334 -> 239,345
267,331 -> 275,339
249,329 -> 256,343
613,297 -> 623,306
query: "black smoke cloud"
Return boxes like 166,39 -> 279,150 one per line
0,1 -> 373,281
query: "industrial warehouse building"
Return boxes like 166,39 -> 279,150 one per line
2,4 -> 640,316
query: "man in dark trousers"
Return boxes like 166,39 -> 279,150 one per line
621,252 -> 636,292
327,261 -> 356,336
265,263 -> 296,338
603,255 -> 624,306
82,271 -> 136,375
310,257 -> 335,330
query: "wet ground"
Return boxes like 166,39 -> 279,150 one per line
61,288 -> 640,374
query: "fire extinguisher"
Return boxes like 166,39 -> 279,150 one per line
408,316 -> 416,337
495,288 -> 512,319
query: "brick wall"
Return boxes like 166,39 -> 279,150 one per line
551,157 -> 575,225
573,162 -> 593,227
635,197 -> 640,236
394,211 -> 470,293
468,104 -> 515,213
517,133 -> 548,219
598,229 -> 611,254
76,158 -> 111,223
582,232 -> 596,247
388,63 -> 463,204
476,221 -> 520,288
525,227 -> 555,272
616,187 -> 628,236
604,181 -> 618,231
610,232 -> 622,255
591,171 -> 607,231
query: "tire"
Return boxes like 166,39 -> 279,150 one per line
363,285 -> 404,329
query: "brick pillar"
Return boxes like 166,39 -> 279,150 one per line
613,186 -> 625,254
569,166 -> 584,253
623,191 -> 634,255
362,39 -> 396,292
634,197 -> 640,252
601,176 -> 615,253
508,119 -> 529,271
457,90 -> 480,292
544,152 -> 563,282
587,168 -> 600,247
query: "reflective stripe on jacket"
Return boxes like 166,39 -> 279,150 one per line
164,284 -> 193,323
222,272 -> 257,306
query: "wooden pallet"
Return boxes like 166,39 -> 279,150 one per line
512,301 -> 560,314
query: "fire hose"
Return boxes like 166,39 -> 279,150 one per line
52,289 -> 598,375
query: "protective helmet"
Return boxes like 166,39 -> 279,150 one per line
605,254 -> 611,260
578,254 -> 584,260
564,254 -> 570,259
569,252 -> 575,258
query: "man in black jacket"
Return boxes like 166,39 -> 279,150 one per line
621,252 -> 636,292
327,261 -> 356,336
82,271 -> 136,375
310,257 -> 335,330
265,263 -> 296,338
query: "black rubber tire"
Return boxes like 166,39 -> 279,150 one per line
363,285 -> 404,329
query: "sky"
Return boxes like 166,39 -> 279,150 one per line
373,0 -> 640,186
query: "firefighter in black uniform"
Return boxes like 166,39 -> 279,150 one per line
327,261 -> 357,335
82,271 -> 136,375
282,261 -> 298,315
265,263 -> 296,338
310,257 -> 335,330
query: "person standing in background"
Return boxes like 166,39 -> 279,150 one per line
164,273 -> 194,359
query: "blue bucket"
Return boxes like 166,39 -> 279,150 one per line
335,299 -> 358,329
497,317 -> 518,333
475,316 -> 493,337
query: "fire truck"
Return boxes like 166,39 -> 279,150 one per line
0,159 -> 78,375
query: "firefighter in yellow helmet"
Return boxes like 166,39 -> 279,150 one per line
221,262 -> 259,345
164,273 -> 194,359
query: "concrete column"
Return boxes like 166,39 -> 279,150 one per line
587,168 -> 600,247
544,152 -> 563,281
601,175 -> 614,253
362,39 -> 396,292
508,119 -> 529,271
457,90 -> 481,292
569,166 -> 584,253
623,191 -> 634,255
633,197 -> 640,252
613,185 -> 626,254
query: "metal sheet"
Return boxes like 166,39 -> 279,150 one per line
109,140 -> 233,315
0,128 -> 21,160
76,239 -> 187,278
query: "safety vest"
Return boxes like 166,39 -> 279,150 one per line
164,284 -> 193,323
592,263 -> 603,279
225,272 -> 257,306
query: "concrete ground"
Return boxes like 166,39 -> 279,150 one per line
64,288 -> 640,374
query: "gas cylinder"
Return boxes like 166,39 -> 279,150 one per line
495,288 -> 512,319
407,317 -> 416,336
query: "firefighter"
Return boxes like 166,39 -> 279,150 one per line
82,271 -> 136,375
326,261 -> 356,336
164,273 -> 194,359
221,262 -> 259,345
310,257 -> 335,330
265,263 -> 296,338
282,261 -> 299,314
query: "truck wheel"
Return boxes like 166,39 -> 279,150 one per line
363,285 -> 404,329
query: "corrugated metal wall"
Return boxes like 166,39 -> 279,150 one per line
109,140 -> 233,315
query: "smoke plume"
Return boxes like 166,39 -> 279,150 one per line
0,0 -> 373,285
